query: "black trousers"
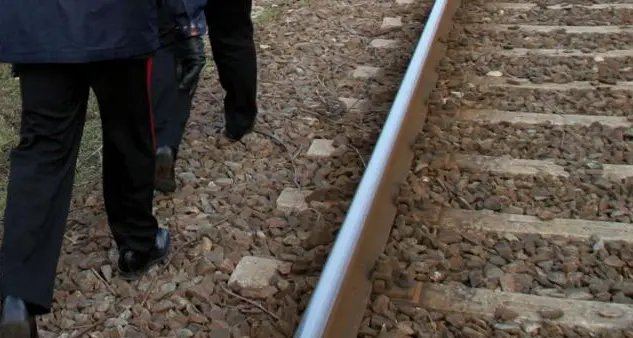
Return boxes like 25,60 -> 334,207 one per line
206,0 -> 258,131
0,60 -> 159,315
153,43 -> 193,153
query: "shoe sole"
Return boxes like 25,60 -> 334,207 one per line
155,151 -> 176,193
0,321 -> 31,338
224,128 -> 253,142
118,253 -> 170,281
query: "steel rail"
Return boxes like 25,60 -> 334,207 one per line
294,0 -> 460,336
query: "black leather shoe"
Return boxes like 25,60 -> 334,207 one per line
118,228 -> 171,280
155,146 -> 176,193
0,296 -> 38,338
224,116 -> 254,142
224,127 -> 253,142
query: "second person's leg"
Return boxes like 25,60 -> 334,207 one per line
206,0 -> 258,141
152,44 -> 195,193
89,58 -> 169,280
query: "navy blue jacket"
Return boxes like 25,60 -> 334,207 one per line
0,0 -> 207,64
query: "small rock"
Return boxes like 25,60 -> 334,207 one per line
489,255 -> 507,266
494,323 -> 521,333
503,233 -> 519,241
613,292 -> 633,304
499,274 -> 519,292
178,172 -> 197,184
614,281 -> 633,296
483,196 -> 503,211
267,217 -> 288,228
485,265 -> 504,279
282,234 -> 301,246
185,277 -> 216,304
486,70 -> 503,77
494,242 -> 513,259
209,320 -> 231,338
462,326 -> 486,338
371,294 -> 391,316
306,139 -> 336,158
566,290 -> 593,301
521,322 -> 541,334
503,206 -> 524,215
276,188 -> 311,213
538,308 -> 564,320
380,17 -> 403,30
228,256 -> 283,299
338,97 -> 371,112
395,321 -> 415,335
215,178 -> 233,186
547,272 -> 567,286
604,255 -> 625,268
369,39 -> 398,48
100,265 -> 113,282
200,237 -> 213,254
599,310 -> 624,318
537,210 -> 555,221
495,306 -> 519,321
445,313 -> 466,326
590,279 -> 611,294
276,279 -> 290,291
177,329 -> 194,338
352,66 -> 383,79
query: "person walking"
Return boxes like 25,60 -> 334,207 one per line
205,0 -> 259,141
153,0 -> 260,193
153,3 -> 207,193
0,0 -> 206,336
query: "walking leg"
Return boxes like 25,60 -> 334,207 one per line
152,45 -> 194,193
89,59 -> 169,280
0,63 -> 89,320
206,0 -> 258,141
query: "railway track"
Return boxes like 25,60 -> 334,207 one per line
297,0 -> 633,337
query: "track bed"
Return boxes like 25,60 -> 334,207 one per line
353,0 -> 633,336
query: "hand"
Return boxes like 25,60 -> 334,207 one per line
174,34 -> 206,96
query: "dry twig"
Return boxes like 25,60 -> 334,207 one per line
220,285 -> 281,321
91,268 -> 117,296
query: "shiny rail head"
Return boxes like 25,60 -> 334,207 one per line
294,0 -> 459,336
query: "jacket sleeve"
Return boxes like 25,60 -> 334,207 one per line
163,0 -> 208,38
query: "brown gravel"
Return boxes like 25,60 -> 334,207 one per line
453,28 -> 633,51
527,0 -> 633,5
489,8 -> 633,26
419,121 -> 633,164
360,0 -> 633,336
405,165 -> 633,222
439,85 -> 633,116
433,55 -> 633,117
28,0 -> 434,336
462,54 -> 633,82
359,301 -> 633,337
381,225 -> 633,304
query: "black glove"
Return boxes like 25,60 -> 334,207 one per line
10,64 -> 18,78
174,34 -> 206,97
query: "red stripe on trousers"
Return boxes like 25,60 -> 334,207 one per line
146,57 -> 156,151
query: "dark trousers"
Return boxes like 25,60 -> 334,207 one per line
206,0 -> 258,131
153,44 -> 193,153
0,60 -> 159,315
